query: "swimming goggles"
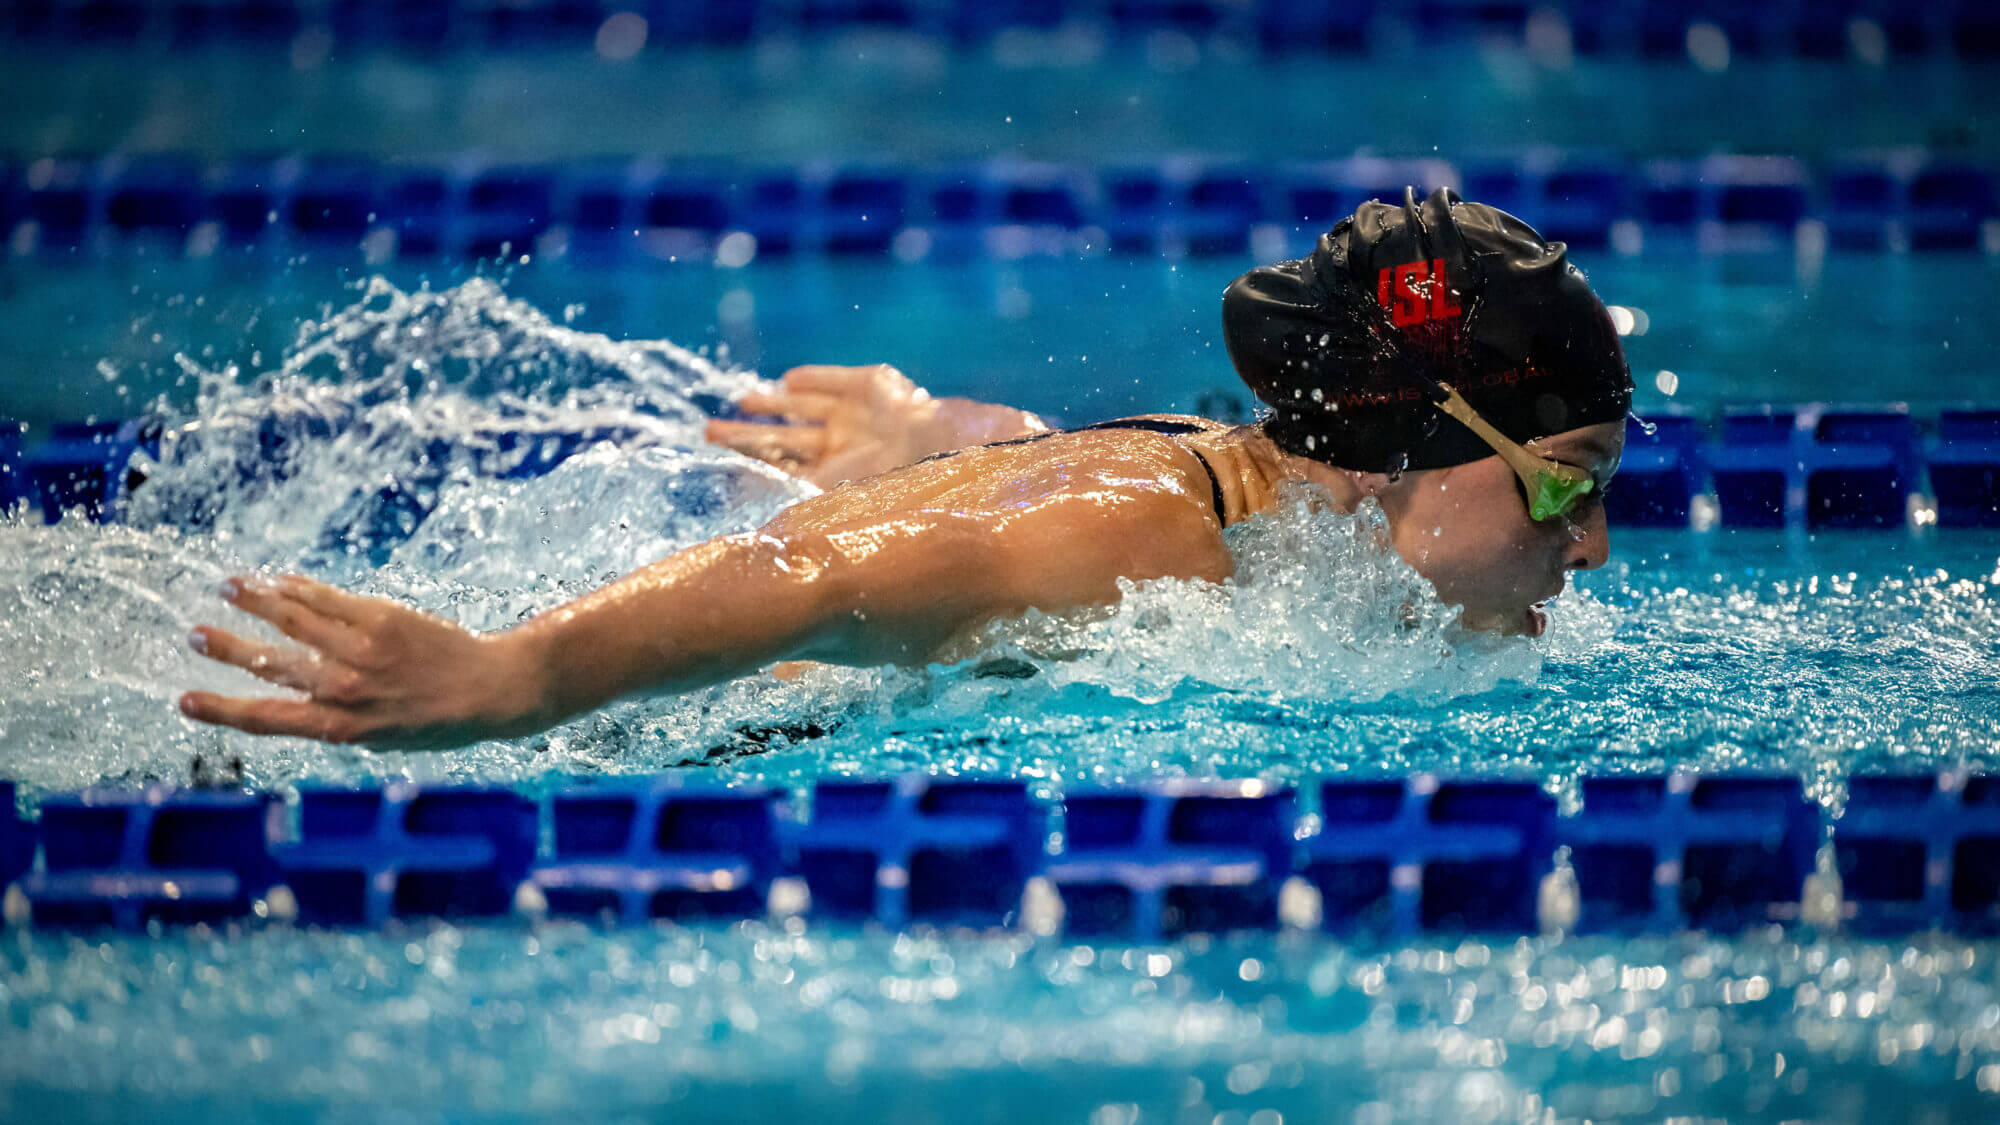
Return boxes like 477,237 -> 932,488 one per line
1426,380 -> 1598,522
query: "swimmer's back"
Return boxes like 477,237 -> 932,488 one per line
754,415 -> 1242,623
770,414 -> 1233,529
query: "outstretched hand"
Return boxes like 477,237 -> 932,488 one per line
705,363 -> 946,488
180,574 -> 543,750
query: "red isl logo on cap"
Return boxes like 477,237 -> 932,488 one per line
1376,258 -> 1464,328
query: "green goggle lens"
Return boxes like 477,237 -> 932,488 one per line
1526,468 -> 1595,522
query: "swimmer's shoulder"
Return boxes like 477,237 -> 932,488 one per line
777,418 -> 1225,523
1093,418 -> 1295,529
914,418 -> 1239,537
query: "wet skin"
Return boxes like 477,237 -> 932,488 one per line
179,373 -> 1620,749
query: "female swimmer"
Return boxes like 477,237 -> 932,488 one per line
178,188 -> 1630,749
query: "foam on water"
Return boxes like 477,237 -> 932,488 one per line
942,482 -> 1540,708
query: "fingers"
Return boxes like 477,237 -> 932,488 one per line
219,574 -> 364,657
737,388 -> 844,423
178,691 -> 358,742
734,390 -> 790,416
273,573 -> 374,626
778,365 -> 869,396
188,625 -> 327,693
780,364 -> 909,398
704,419 -> 827,465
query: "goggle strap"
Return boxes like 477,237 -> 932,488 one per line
1433,383 -> 1594,519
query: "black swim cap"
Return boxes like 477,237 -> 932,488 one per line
1222,186 -> 1632,472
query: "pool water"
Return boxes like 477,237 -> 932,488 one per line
7,45 -> 1995,166
6,248 -> 1998,435
7,21 -> 2000,1123
3,269 -> 2000,1121
8,924 -> 2000,1124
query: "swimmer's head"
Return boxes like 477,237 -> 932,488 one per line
1222,188 -> 1634,636
1221,186 -> 1632,473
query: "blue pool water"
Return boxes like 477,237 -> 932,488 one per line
7,20 -> 2000,1124
4,266 -> 2000,1121
7,249 -> 1999,436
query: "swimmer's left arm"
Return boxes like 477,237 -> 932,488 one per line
507,486 -> 1230,728
175,525 -> 997,748
177,534 -> 847,750
179,458 -> 1227,749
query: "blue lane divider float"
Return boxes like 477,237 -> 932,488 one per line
9,1 -> 2000,58
1706,407 -> 1804,529
1047,780 -> 1295,941
1911,161 -> 2000,251
1813,151 -> 1997,253
1926,409 -> 2000,528
1704,405 -> 1925,530
1461,151 -> 1629,252
1561,774 -> 1821,932
5,150 -> 1994,264
531,781 -> 785,923
4,771 -> 2000,937
274,783 -> 537,927
15,785 -> 281,929
1304,777 -> 1556,935
793,777 -> 1044,927
1602,410 -> 1705,527
1836,773 -> 2000,932
1804,407 -> 1924,528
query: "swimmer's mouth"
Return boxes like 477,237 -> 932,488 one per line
1524,603 -> 1548,638
1524,584 -> 1563,638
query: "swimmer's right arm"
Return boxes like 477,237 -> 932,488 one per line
179,462 -> 1229,749
705,363 -> 1047,487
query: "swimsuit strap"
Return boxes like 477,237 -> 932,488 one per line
918,416 -> 1232,527
1067,418 -> 1229,527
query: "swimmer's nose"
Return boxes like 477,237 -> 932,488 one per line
1564,504 -> 1611,572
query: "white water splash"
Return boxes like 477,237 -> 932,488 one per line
936,482 -> 1543,707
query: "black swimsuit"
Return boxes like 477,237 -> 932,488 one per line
920,416 -> 1231,526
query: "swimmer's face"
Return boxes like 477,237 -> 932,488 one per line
1370,421 -> 1623,637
